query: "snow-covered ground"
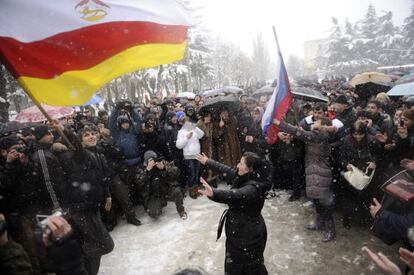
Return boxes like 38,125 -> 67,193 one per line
100,190 -> 402,275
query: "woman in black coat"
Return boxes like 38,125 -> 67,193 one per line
337,122 -> 381,228
196,152 -> 270,275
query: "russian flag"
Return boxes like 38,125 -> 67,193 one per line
261,38 -> 292,144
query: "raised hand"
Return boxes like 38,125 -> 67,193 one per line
362,246 -> 401,275
195,153 -> 208,165
198,177 -> 213,197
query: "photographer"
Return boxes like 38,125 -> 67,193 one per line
108,101 -> 142,203
0,135 -> 60,274
136,151 -> 187,219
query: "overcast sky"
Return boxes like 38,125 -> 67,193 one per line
195,0 -> 412,60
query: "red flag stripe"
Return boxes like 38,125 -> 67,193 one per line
0,21 -> 187,79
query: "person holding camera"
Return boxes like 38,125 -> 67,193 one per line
1,131 -> 66,274
108,101 -> 142,195
136,150 -> 187,219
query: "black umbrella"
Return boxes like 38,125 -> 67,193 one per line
355,82 -> 392,102
292,86 -> 328,103
198,95 -> 240,114
252,86 -> 274,98
0,121 -> 35,136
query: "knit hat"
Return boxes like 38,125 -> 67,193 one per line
32,124 -> 50,140
143,150 -> 157,166
0,136 -> 19,150
335,95 -> 349,105
165,111 -> 176,122
176,111 -> 185,122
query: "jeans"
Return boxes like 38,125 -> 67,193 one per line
184,159 -> 200,187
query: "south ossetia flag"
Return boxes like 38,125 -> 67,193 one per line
0,0 -> 191,106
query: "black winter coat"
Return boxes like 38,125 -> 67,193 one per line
205,159 -> 270,273
161,122 -> 181,161
59,148 -> 111,211
335,107 -> 356,129
338,135 -> 381,171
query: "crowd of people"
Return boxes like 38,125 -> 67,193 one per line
0,80 -> 413,274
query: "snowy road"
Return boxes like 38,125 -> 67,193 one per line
100,191 -> 402,275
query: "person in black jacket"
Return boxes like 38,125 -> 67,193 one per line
196,152 -> 270,275
58,126 -> 114,275
334,95 -> 356,129
337,122 -> 380,228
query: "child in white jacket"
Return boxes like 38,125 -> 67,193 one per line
176,117 -> 204,198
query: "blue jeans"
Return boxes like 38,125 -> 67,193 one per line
184,159 -> 200,187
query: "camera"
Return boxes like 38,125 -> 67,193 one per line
35,211 -> 64,242
153,156 -> 165,163
15,146 -> 28,154
116,100 -> 133,113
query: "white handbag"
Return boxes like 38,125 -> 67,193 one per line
342,164 -> 375,191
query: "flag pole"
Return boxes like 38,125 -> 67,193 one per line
272,26 -> 281,53
24,90 -> 75,150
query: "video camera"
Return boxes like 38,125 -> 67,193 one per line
115,100 -> 133,113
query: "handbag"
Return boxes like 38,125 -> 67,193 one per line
342,164 -> 375,191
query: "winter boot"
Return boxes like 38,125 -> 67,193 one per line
322,217 -> 336,242
179,209 -> 188,220
126,215 -> 142,226
189,186 -> 199,199
306,214 -> 325,231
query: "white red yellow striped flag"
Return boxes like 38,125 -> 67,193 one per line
0,0 -> 191,106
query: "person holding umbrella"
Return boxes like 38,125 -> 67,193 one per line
196,152 -> 270,275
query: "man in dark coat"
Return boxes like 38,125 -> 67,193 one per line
2,126 -> 65,274
58,126 -> 114,275
96,129 -> 141,228
109,102 -> 142,201
334,95 -> 356,129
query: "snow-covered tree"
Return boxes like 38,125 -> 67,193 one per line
251,32 -> 270,83
401,0 -> 414,62
376,11 -> 403,65
355,3 -> 379,61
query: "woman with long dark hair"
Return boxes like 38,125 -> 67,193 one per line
196,152 -> 271,275
337,122 -> 379,228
